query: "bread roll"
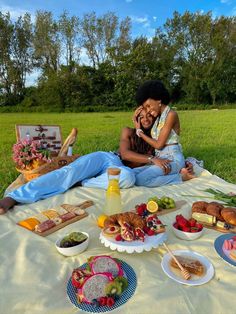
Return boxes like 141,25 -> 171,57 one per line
192,201 -> 208,213
221,207 -> 236,226
206,202 -> 224,221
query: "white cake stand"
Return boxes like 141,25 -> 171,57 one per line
99,232 -> 167,254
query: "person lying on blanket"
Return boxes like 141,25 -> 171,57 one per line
0,108 -> 193,214
133,79 -> 195,187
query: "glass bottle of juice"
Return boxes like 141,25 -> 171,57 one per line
105,168 -> 122,215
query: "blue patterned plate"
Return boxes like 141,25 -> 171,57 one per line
67,260 -> 137,312
214,233 -> 236,267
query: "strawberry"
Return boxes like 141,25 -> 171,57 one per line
106,297 -> 115,307
195,223 -> 203,231
173,222 -> 179,229
178,218 -> 190,228
115,234 -> 122,241
189,218 -> 196,227
182,226 -> 191,232
191,228 -> 199,233
176,214 -> 184,222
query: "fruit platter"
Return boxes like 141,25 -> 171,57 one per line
67,255 -> 137,312
99,208 -> 167,253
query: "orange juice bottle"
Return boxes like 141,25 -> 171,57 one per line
105,168 -> 122,215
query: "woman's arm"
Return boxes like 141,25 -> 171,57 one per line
136,111 -> 178,150
119,127 -> 171,173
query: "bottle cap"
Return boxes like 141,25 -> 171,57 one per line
107,168 -> 121,175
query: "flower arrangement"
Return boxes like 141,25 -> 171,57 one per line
12,139 -> 51,171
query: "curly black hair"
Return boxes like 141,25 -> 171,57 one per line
135,80 -> 170,106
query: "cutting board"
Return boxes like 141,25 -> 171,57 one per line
17,200 -> 94,237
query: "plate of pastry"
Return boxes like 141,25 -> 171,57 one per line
99,211 -> 167,253
214,233 -> 236,267
161,250 -> 214,286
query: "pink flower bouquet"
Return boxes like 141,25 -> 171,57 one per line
12,139 -> 51,171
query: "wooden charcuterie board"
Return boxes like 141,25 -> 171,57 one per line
156,200 -> 187,216
17,200 -> 94,237
199,223 -> 236,234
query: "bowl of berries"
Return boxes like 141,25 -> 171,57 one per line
172,215 -> 203,241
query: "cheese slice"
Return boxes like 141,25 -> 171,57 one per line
32,213 -> 49,223
41,209 -> 59,219
18,218 -> 40,231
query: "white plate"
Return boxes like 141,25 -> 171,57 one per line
161,250 -> 214,286
100,232 -> 167,253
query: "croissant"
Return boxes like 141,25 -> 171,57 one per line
104,212 -> 145,230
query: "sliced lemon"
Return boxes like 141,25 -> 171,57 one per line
147,200 -> 159,213
97,214 -> 108,228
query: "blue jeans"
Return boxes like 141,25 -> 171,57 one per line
134,144 -> 185,187
7,152 -> 135,203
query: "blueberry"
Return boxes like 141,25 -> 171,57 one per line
148,221 -> 153,227
91,299 -> 99,307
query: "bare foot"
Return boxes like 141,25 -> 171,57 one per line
0,197 -> 17,214
180,168 -> 196,181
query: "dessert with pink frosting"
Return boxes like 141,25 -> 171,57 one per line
223,236 -> 236,261
71,255 -> 128,307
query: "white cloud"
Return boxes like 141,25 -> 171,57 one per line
130,15 -> 151,28
0,3 -> 35,21
220,0 -> 232,4
153,16 -> 157,21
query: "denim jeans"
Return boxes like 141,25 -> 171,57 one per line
7,152 -> 135,203
134,144 -> 185,187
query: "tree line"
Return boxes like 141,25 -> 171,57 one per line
0,10 -> 235,112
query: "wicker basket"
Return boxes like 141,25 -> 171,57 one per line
16,155 -> 80,182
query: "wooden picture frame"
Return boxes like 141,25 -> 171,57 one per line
15,124 -> 63,156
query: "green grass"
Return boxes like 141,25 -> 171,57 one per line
0,110 -> 236,197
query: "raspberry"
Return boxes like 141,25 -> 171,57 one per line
115,234 -> 122,241
106,296 -> 115,307
99,296 -> 108,306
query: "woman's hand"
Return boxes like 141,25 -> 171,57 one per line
132,106 -> 143,126
151,157 -> 171,174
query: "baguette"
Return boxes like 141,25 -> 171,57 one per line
58,128 -> 78,156
170,256 -> 205,276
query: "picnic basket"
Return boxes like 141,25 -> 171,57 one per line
16,155 -> 80,182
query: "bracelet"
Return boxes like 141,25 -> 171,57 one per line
147,156 -> 155,164
136,128 -> 144,137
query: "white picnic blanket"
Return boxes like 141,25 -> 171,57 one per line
0,165 -> 236,314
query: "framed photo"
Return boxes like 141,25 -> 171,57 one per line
15,124 -> 63,156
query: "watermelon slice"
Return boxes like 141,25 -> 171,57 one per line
89,255 -> 124,277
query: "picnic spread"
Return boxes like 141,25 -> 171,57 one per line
1,162 -> 236,314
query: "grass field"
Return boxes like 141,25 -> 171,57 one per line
0,110 -> 236,197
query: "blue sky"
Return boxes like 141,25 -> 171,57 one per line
1,0 -> 236,38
